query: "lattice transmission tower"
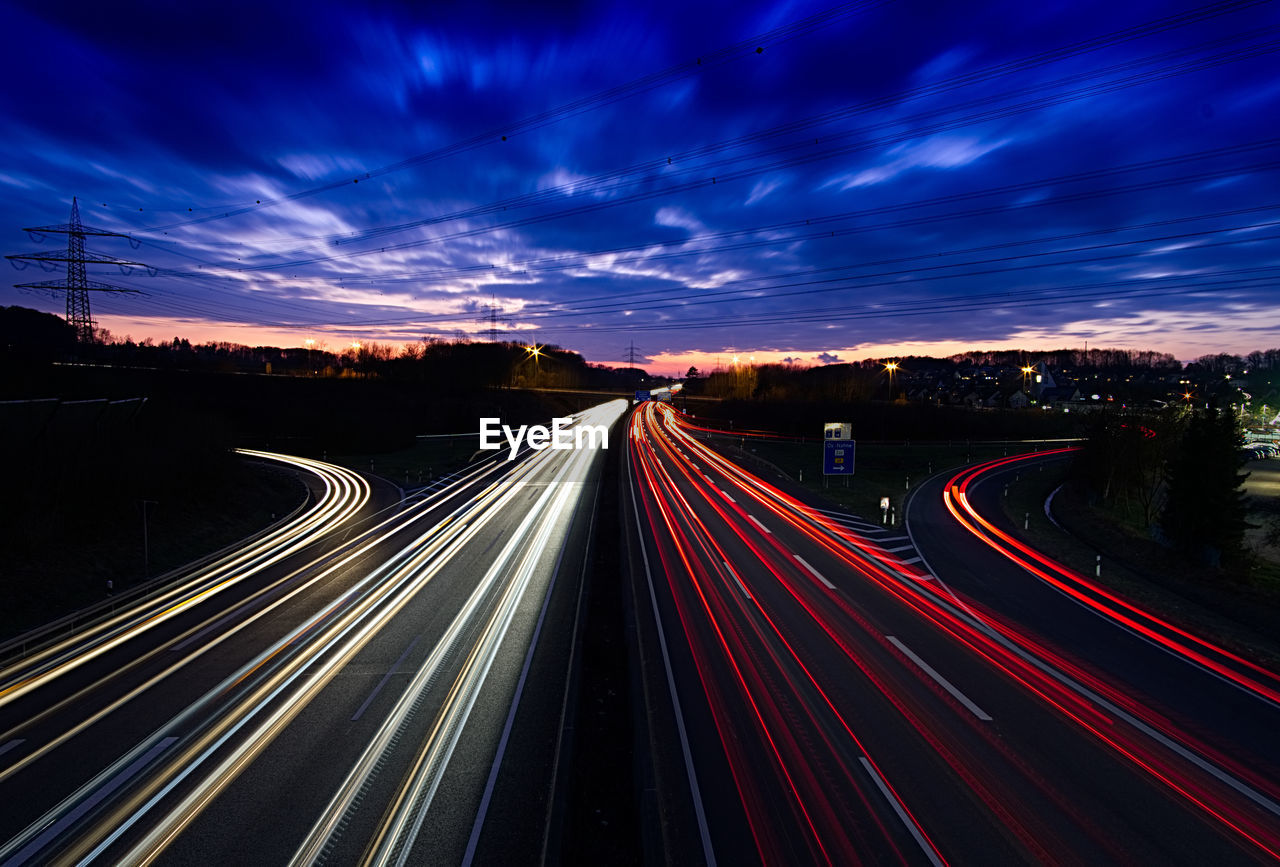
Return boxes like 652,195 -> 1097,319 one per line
6,197 -> 148,342
476,294 -> 511,342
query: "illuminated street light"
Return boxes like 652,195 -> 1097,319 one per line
884,360 -> 899,401
526,343 -> 543,385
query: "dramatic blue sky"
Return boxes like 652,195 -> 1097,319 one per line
2,0 -> 1279,373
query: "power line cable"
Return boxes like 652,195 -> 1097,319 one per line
169,32 -> 1280,275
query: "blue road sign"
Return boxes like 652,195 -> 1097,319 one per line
635,390 -> 651,402
823,439 -> 855,475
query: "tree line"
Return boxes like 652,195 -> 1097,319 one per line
1,306 -> 649,392
1074,408 -> 1250,570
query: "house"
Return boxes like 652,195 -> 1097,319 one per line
1039,385 -> 1081,407
1030,361 -> 1057,399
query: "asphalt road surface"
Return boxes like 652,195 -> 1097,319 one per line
6,399 -> 1279,865
625,402 -> 1280,865
0,399 -> 625,865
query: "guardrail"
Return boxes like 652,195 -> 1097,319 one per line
0,459 -> 311,665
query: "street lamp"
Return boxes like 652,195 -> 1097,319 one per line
884,361 -> 899,401
526,343 -> 543,385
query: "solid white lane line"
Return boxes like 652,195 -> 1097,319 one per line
794,554 -> 835,589
0,456 -> 370,708
858,757 -> 945,867
747,515 -> 771,534
0,738 -> 23,759
886,636 -> 992,722
905,503 -> 1280,819
827,516 -> 880,529
5,736 -> 178,866
724,562 -> 753,600
627,462 -> 717,866
467,475 -> 601,867
812,507 -> 865,519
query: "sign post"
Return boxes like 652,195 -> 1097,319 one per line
822,422 -> 854,486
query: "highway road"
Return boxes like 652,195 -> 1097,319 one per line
626,400 -> 1280,865
7,397 -> 1278,865
0,399 -> 625,865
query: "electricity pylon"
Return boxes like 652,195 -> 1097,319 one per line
476,294 -> 511,342
6,197 -> 148,342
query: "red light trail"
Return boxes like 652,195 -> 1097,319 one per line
628,401 -> 1280,863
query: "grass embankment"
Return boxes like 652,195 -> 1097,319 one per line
1002,462 -> 1280,669
332,435 -> 483,488
706,434 -> 1035,520
712,429 -> 1280,668
0,460 -> 303,642
330,390 -> 616,488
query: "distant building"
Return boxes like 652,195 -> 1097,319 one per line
1039,385 -> 1082,408
1031,361 -> 1056,399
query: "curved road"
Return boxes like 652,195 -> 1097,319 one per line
0,400 -> 625,865
627,402 -> 1280,864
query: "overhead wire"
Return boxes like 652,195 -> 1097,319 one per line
130,0 -> 1271,248
91,212 -> 1280,334
54,0 -> 1280,345
129,0 -> 892,231
160,30 -> 1280,276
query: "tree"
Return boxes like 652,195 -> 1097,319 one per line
1159,409 -> 1249,567
686,365 -> 701,379
0,305 -> 76,357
